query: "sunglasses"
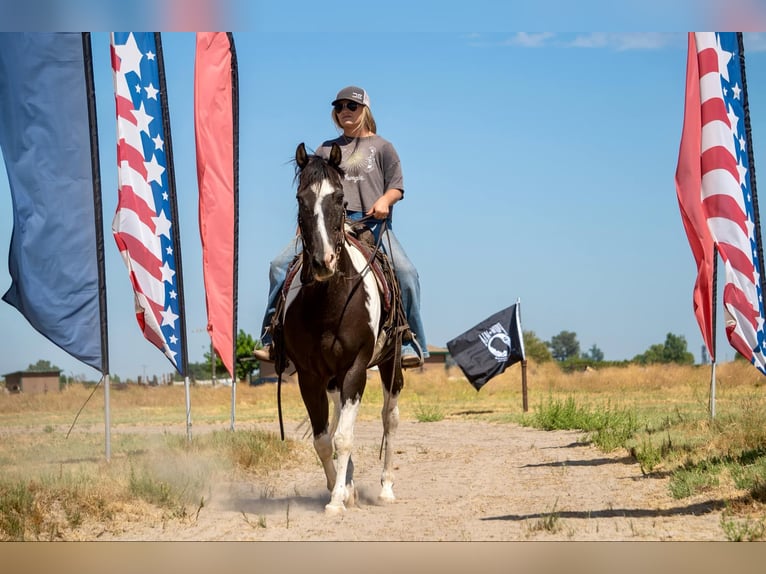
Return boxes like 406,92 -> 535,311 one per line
333,101 -> 360,113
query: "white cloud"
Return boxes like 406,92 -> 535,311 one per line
569,32 -> 679,51
503,32 -> 556,48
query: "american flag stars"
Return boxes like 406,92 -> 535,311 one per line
111,32 -> 185,373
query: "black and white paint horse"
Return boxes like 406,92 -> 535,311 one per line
281,142 -> 404,513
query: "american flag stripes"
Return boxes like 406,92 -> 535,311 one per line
111,32 -> 185,374
676,32 -> 766,374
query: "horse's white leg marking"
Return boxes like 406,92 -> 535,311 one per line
346,242 -> 381,342
312,180 -> 337,269
313,430 -> 336,492
325,398 -> 360,514
379,385 -> 399,503
328,389 -> 341,439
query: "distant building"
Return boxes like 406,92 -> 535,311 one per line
3,370 -> 61,394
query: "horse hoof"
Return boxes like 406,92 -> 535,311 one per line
324,502 -> 346,515
378,486 -> 396,504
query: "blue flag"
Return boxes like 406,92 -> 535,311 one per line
0,33 -> 105,372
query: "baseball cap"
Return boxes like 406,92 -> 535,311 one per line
331,86 -> 370,107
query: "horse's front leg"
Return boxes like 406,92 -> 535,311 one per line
298,374 -> 337,492
325,365 -> 367,514
377,357 -> 403,503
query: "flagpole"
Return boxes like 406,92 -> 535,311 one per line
155,33 -> 191,440
229,33 -> 240,432
709,246 -> 718,419
517,298 -> 528,412
82,32 -> 112,460
738,33 -> 766,305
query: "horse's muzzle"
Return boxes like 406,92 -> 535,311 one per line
311,261 -> 336,282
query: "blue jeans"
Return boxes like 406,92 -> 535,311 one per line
259,215 -> 428,358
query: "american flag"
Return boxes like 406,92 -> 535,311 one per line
678,32 -> 766,373
111,32 -> 184,373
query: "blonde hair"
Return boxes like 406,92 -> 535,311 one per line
332,105 -> 377,135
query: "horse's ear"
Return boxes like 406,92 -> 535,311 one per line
329,143 -> 342,168
296,142 -> 308,169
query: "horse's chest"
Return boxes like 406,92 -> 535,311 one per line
283,246 -> 382,341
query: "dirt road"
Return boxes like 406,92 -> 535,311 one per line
90,419 -> 727,541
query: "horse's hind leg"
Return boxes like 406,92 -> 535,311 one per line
377,358 -> 403,503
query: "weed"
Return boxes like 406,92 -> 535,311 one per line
632,436 -> 663,475
669,460 -> 721,499
526,499 -> 562,535
720,510 -> 766,541
128,466 -> 185,515
525,396 -> 639,452
414,397 -> 444,422
203,429 -> 296,471
0,481 -> 37,540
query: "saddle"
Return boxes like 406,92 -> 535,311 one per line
268,224 -> 413,373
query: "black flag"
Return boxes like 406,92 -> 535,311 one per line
447,303 -> 525,391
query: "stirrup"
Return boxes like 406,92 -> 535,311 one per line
401,336 -> 424,369
253,345 -> 273,363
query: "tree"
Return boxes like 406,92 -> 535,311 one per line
547,331 -> 580,362
582,344 -> 604,362
203,329 -> 259,382
27,359 -> 60,372
523,331 -> 552,363
235,329 -> 258,381
633,332 -> 694,365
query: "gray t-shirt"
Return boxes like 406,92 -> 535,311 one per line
315,134 -> 404,215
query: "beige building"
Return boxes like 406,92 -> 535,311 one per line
3,370 -> 61,394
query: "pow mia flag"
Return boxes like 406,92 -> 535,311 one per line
447,302 -> 526,391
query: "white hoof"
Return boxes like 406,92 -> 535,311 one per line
378,485 -> 396,503
324,501 -> 346,515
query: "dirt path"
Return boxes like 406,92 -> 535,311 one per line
91,419 -> 728,541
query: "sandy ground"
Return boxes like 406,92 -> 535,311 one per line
88,419 -> 730,541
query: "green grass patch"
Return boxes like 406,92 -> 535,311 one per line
669,460 -> 723,499
413,397 -> 444,423
720,510 -> 766,541
522,395 -> 640,451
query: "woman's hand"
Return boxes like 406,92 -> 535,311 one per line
366,188 -> 403,219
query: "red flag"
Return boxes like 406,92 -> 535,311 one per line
676,32 -> 716,359
195,32 -> 238,378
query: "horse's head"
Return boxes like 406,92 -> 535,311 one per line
295,142 -> 346,282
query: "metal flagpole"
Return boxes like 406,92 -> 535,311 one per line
185,376 -> 192,442
229,33 -> 240,433
738,33 -> 766,303
104,374 -> 111,460
82,32 -> 111,459
155,33 -> 192,441
709,246 -> 718,419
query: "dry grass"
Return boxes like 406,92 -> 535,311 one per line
1,359 -> 766,540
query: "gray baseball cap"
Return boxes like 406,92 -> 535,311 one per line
331,86 -> 370,107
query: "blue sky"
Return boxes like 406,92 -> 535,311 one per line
3,24 -> 766,380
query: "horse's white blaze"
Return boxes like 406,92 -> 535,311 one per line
326,398 -> 361,512
346,241 -> 381,342
312,180 -> 336,266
